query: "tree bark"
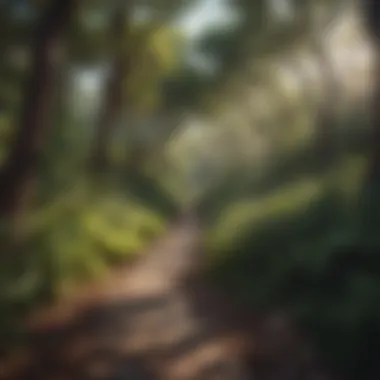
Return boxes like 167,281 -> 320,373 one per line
91,1 -> 130,173
363,0 -> 380,182
309,3 -> 343,169
0,0 -> 76,229
314,50 -> 340,168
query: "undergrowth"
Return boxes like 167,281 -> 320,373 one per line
204,154 -> 380,378
0,184 -> 167,349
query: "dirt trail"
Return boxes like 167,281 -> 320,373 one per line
0,215 -> 257,380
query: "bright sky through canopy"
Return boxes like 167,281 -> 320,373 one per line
76,0 -> 236,97
176,0 -> 239,41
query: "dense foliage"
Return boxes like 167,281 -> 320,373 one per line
1,1 -> 380,379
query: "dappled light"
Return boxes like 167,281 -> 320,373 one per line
1,0 -> 380,379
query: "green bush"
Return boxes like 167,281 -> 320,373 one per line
204,155 -> 380,377
0,187 -> 166,348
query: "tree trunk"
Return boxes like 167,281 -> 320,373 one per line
314,56 -> 340,168
0,0 -> 76,230
310,4 -> 342,169
363,0 -> 380,182
91,2 -> 130,173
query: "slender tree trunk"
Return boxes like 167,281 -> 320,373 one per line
91,1 -> 130,173
309,4 -> 342,169
363,0 -> 380,182
296,47 -> 338,170
0,0 -> 76,229
314,52 -> 340,168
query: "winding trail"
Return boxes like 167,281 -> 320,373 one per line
0,215 -> 257,380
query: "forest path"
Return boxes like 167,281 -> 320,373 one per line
0,214 -> 256,380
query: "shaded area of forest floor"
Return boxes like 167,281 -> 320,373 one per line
0,213 -> 336,380
0,214 -> 260,380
